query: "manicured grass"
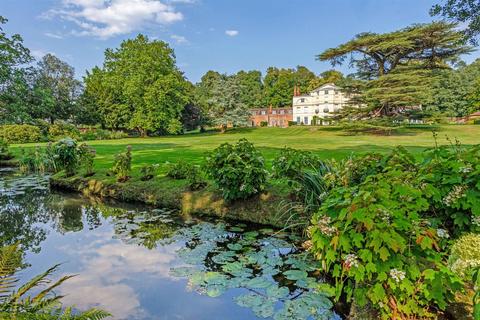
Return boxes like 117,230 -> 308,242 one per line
12,125 -> 480,172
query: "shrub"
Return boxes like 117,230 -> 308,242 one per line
448,233 -> 480,280
306,145 -> 480,318
53,138 -> 81,177
0,139 -> 13,160
112,146 -> 132,182
272,147 -> 321,181
474,119 -> 480,125
187,166 -> 207,191
78,143 -> 96,177
140,164 -> 158,181
260,121 -> 268,127
18,146 -> 56,174
0,124 -> 41,143
80,129 -> 129,141
48,123 -> 80,141
288,121 -> 297,126
204,139 -> 268,201
166,160 -> 192,179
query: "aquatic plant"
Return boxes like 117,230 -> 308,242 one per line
54,138 -> 81,177
139,164 -> 158,181
170,222 -> 339,319
0,244 -> 110,319
78,143 -> 96,177
0,139 -> 13,160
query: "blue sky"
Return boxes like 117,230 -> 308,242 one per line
2,0 -> 479,82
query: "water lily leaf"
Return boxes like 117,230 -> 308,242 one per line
245,277 -> 272,289
266,285 -> 290,299
169,266 -> 196,278
283,270 -> 308,281
227,243 -> 243,251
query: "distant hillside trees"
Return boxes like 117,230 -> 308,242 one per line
83,35 -> 191,136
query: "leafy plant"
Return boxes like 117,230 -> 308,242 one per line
0,139 -> 13,160
166,160 -> 192,179
48,123 -> 81,141
0,124 -> 42,143
448,233 -> 480,280
53,138 -> 80,177
186,166 -> 207,191
111,146 -> 132,182
140,164 -> 158,181
0,244 -> 110,319
78,143 -> 96,177
204,139 -> 268,201
271,147 -> 321,182
307,144 -> 480,318
18,145 -> 57,174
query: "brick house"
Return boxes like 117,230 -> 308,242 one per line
250,106 -> 293,127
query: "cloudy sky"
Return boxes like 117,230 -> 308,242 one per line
2,0 -> 478,82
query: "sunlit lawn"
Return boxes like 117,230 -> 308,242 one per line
12,125 -> 480,171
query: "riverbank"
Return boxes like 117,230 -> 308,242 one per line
49,172 -> 291,227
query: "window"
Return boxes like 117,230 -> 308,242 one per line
304,116 -> 308,124
272,110 -> 277,115
296,107 -> 301,110
323,107 -> 329,113
261,110 -> 266,115
296,116 -> 301,123
280,110 -> 285,115
334,90 -> 339,95
324,90 -> 329,95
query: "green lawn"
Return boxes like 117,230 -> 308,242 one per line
12,125 -> 480,172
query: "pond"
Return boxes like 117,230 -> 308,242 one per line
0,169 -> 340,320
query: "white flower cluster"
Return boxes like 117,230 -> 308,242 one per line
460,166 -> 472,174
379,208 -> 391,223
389,268 -> 406,283
317,216 -> 337,236
344,254 -> 360,269
450,259 -> 480,278
436,228 -> 450,239
443,185 -> 466,207
472,216 -> 480,227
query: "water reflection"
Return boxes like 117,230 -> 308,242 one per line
0,171 -> 337,319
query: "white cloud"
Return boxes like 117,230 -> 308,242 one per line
171,34 -> 188,44
31,49 -> 54,59
45,0 -> 185,39
44,32 -> 64,39
225,29 -> 239,37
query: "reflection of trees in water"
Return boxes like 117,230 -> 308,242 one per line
0,191 -> 50,253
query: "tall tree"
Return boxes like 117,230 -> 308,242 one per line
318,22 -> 472,116
0,16 -> 33,124
84,35 -> 190,135
431,0 -> 480,44
32,54 -> 81,124
235,70 -> 263,108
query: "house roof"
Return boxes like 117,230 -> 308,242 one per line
311,83 -> 340,92
470,111 -> 480,116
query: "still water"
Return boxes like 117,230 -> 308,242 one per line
0,169 -> 339,320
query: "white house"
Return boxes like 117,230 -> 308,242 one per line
292,83 -> 350,125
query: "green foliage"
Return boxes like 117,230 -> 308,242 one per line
80,129 -> 129,141
186,166 -> 207,191
473,268 -> 480,319
431,0 -> 480,44
83,35 -> 190,135
272,147 -> 321,181
0,138 -> 13,160
32,54 -> 82,124
0,124 -> 41,143
166,160 -> 192,179
205,139 -> 267,201
170,222 -> 336,319
448,233 -> 480,280
318,22 -> 472,117
48,123 -> 81,141
111,146 -> 132,182
53,138 -> 80,177
18,145 -> 56,174
308,144 -> 480,318
260,121 -> 268,127
139,164 -> 158,181
78,143 -> 96,176
0,244 -> 110,319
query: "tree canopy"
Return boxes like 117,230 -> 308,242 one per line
318,22 -> 472,117
431,0 -> 480,44
83,34 -> 191,135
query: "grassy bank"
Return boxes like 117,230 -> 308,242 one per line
16,125 -> 480,227
11,125 -> 480,172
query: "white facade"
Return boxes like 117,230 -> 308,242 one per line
292,83 -> 349,125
